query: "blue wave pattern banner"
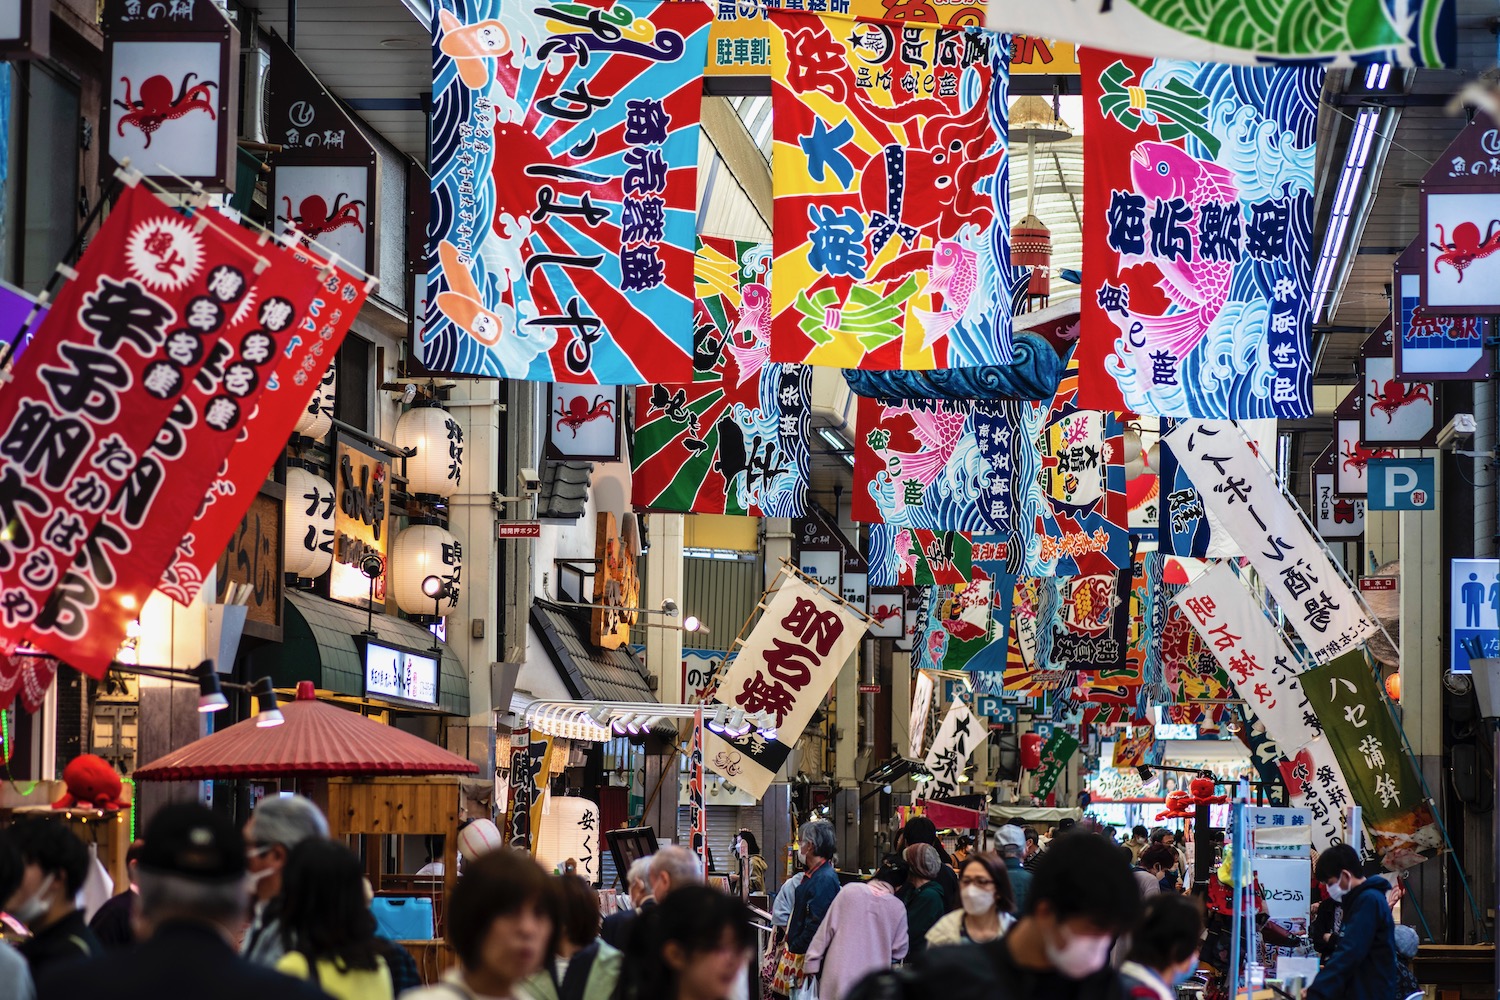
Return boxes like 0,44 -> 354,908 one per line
426,1 -> 712,381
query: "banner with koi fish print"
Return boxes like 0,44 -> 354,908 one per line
768,11 -> 1013,370
426,0 -> 711,382
1078,51 -> 1322,419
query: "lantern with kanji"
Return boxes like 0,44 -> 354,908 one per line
1010,214 -> 1053,305
395,403 -> 464,497
283,466 -> 335,579
1021,732 -> 1044,771
391,523 -> 463,617
293,359 -> 336,440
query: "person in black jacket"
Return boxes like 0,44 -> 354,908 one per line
34,803 -> 326,1000
6,816 -> 102,978
1306,845 -> 1400,1000
88,840 -> 144,950
786,821 -> 840,956
896,817 -> 959,911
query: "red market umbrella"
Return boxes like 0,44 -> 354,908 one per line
134,681 -> 478,780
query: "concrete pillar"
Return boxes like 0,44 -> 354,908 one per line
892,650 -> 912,760
644,514 -> 685,704
764,517 -> 794,588
136,590 -> 211,825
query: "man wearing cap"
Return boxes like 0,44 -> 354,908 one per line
34,803 -> 327,1000
994,825 -> 1034,914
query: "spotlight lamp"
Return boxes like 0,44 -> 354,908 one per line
195,659 -> 227,713
251,677 -> 284,728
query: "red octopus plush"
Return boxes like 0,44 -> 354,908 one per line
1189,776 -> 1228,806
1155,789 -> 1193,820
51,754 -> 128,812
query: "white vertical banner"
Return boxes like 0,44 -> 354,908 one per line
1162,421 -> 1374,661
704,575 -> 868,798
924,703 -> 987,796
909,670 -> 936,759
1175,562 -> 1319,755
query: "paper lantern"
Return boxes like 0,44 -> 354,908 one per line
293,359 -> 336,440
283,467 -> 335,578
1010,215 -> 1052,303
391,523 -> 463,616
459,818 -> 503,862
1021,732 -> 1044,771
395,404 -> 463,497
1385,672 -> 1401,701
535,796 -> 602,883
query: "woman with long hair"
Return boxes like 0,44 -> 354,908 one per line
275,840 -> 392,1000
645,885 -> 756,1000
925,851 -> 1016,948
734,829 -> 768,895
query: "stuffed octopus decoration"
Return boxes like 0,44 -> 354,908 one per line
51,754 -> 129,812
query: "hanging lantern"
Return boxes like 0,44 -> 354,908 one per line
1385,671 -> 1401,701
293,359 -> 337,440
1010,214 -> 1053,305
1020,732 -> 1044,771
395,404 -> 464,497
391,523 -> 463,617
282,467 -> 335,579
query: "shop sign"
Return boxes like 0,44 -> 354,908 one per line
331,436 -> 390,609
841,548 -> 868,615
1245,806 -> 1312,860
1358,576 -> 1398,593
1450,557 -> 1500,672
974,696 -> 1015,723
896,586 -> 923,652
1366,458 -> 1435,510
1359,316 -> 1438,448
496,521 -> 541,539
591,512 -> 641,649
1392,240 -> 1488,380
0,0 -> 47,59
925,703 -> 986,795
1252,857 -> 1311,932
683,648 -> 727,703
1162,420 -> 1374,662
363,639 -> 438,706
1421,110 -> 1500,314
1334,386 -> 1390,499
858,683 -> 881,694
867,587 -> 904,638
547,385 -> 623,462
214,490 -> 283,640
703,574 -> 868,797
103,0 -> 240,190
1311,447 -> 1365,539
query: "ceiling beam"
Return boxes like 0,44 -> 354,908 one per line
699,96 -> 772,231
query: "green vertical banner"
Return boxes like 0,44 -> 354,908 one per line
1033,730 -> 1080,797
1301,652 -> 1441,869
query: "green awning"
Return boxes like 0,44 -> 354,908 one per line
249,590 -> 469,716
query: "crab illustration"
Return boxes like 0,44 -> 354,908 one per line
1431,220 -> 1500,282
1341,438 -> 1397,476
279,193 -> 365,244
1368,378 -> 1432,421
114,72 -> 217,147
554,394 -> 613,437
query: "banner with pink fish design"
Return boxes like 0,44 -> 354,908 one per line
1078,51 -> 1322,419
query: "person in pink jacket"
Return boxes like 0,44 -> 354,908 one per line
804,879 -> 908,1000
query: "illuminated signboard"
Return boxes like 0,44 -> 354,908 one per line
364,640 -> 439,706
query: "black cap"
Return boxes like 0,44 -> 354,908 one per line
137,803 -> 246,883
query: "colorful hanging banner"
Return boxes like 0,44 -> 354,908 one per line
913,570 -> 1003,672
689,706 -> 707,875
425,0 -> 712,381
853,396 -> 1017,533
1311,447 -> 1366,540
0,184 -> 266,646
1163,420 -> 1374,662
995,576 -> 1070,696
1392,239 -> 1488,380
867,523 -> 974,585
160,252 -> 368,605
1278,739 -> 1360,854
630,237 -> 810,516
1032,729 -> 1079,797
985,0 -> 1454,66
1051,570 -> 1131,676
767,12 -> 1013,370
1156,419 -> 1277,558
924,701 -> 987,795
1359,316 -> 1438,448
1078,51 -> 1320,419
1145,554 -> 1232,713
703,573 -> 869,797
1112,724 -> 1155,768
1174,561 -> 1319,755
1302,652 -> 1440,869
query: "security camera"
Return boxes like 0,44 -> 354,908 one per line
519,468 -> 541,494
1436,413 -> 1476,449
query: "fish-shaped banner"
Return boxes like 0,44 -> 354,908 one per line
768,12 -> 1014,370
1077,51 -> 1321,419
630,237 -> 810,516
426,0 -> 712,381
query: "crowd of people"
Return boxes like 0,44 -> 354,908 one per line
0,803 -> 1419,1000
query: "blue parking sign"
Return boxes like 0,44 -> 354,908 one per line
975,697 -> 1016,723
1368,458 -> 1435,510
1452,558 -> 1500,673
1034,723 -> 1055,740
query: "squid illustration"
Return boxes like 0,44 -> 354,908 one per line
438,10 -> 511,90
435,240 -> 508,346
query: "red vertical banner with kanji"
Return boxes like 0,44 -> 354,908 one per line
690,707 -> 707,878
0,183 -> 265,646
159,251 -> 368,605
29,229 -> 337,677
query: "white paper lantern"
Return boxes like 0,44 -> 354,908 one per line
391,523 -> 463,616
535,797 -> 602,883
458,819 -> 503,862
293,360 -> 337,440
395,405 -> 463,497
283,467 -> 336,578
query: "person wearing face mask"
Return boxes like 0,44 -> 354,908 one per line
899,845 -> 948,959
804,879 -> 907,1000
1119,895 -> 1205,1000
846,833 -> 1140,1000
0,830 -> 35,1000
241,794 -> 329,968
773,821 -> 840,998
925,852 -> 1016,949
1305,844 -> 1399,1000
6,816 -> 101,977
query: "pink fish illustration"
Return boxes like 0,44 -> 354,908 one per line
914,240 -> 978,349
881,404 -> 968,490
1115,142 -> 1238,391
726,281 -> 771,386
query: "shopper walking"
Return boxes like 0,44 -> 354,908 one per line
0,830 -> 35,1000
525,875 -> 622,1000
1119,894 -> 1205,1000
33,803 -> 326,1000
403,848 -> 557,1000
274,839 -> 394,1000
601,856 -> 654,949
896,817 -> 958,909
88,840 -> 143,950
6,815 -> 101,976
1306,844 -> 1400,1000
773,821 -> 839,999
994,826 -> 1034,914
640,885 -> 756,1000
925,852 -> 1015,949
899,845 -> 947,958
617,846 -> 706,1000
241,794 -> 329,967
805,879 -> 907,1000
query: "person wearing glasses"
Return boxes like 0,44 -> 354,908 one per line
240,796 -> 329,967
925,852 -> 1016,949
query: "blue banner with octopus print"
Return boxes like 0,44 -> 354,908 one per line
425,1 -> 712,382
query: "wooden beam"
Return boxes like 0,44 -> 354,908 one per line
699,96 -> 772,230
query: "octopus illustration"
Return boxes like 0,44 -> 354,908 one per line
115,72 -> 217,146
554,394 -> 614,437
1367,378 -> 1431,422
279,193 -> 365,244
1430,220 -> 1500,283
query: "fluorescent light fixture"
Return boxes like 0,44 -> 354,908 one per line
1311,107 -> 1383,322
817,427 -> 848,450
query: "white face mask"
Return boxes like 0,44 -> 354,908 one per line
1044,925 -> 1113,980
1326,878 -> 1348,903
12,873 -> 55,925
959,885 -> 995,916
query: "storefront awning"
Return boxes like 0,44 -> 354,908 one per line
530,599 -> 659,705
248,591 -> 469,716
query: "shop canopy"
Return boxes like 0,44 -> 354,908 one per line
134,681 -> 479,781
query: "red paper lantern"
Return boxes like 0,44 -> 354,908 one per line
1021,732 -> 1044,771
1385,672 -> 1401,701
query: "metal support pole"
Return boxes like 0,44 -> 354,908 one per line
1229,795 -> 1245,1000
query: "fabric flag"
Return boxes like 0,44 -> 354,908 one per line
867,523 -> 972,586
1146,555 -> 1232,722
1032,729 -> 1079,797
924,702 -> 987,796
1174,562 -> 1319,755
1113,725 -> 1155,768
425,0 -> 712,382
1157,419 -> 1278,557
998,576 -> 1069,697
1163,419 -> 1374,662
505,738 -> 531,849
29,231 -> 333,677
985,0 -> 1454,67
1302,652 -> 1440,869
1078,51 -> 1320,419
0,183 -> 266,646
703,573 -> 868,797
160,253 -> 369,605
853,396 -> 1017,533
768,12 -> 1013,369
912,572 -> 999,672
630,237 -> 809,516
1052,570 -> 1131,677
688,708 -> 706,875
0,652 -> 58,713
1278,738 -> 1363,854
